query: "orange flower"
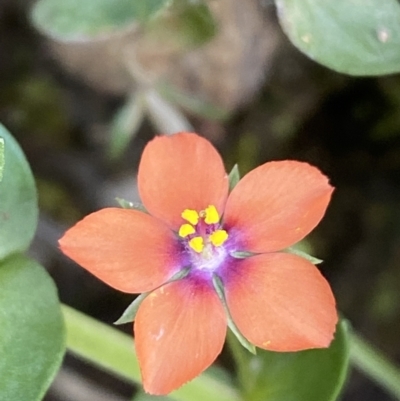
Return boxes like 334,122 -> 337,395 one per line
59,132 -> 337,395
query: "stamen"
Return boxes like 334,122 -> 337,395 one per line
209,229 -> 228,247
181,209 -> 199,225
189,236 -> 204,253
204,205 -> 220,225
178,223 -> 195,238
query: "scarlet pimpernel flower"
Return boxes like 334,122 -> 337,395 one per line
59,132 -> 337,395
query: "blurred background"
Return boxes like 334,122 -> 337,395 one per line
1,0 -> 400,400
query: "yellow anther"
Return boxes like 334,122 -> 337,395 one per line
189,236 -> 204,253
178,223 -> 195,238
209,229 -> 228,247
204,205 -> 220,225
181,209 -> 199,225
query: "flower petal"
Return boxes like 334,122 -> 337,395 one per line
138,133 -> 229,231
59,208 -> 181,293
135,278 -> 226,395
225,252 -> 337,351
223,161 -> 333,252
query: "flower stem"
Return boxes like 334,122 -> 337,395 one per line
62,304 -> 240,401
349,331 -> 400,400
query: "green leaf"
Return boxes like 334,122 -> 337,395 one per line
0,255 -> 65,401
145,0 -> 217,51
212,274 -> 256,355
284,246 -> 323,265
233,319 -> 350,401
276,0 -> 400,76
228,164 -> 240,192
31,0 -> 169,41
115,197 -> 147,213
0,124 -> 38,260
114,267 -> 191,325
109,93 -> 145,161
0,137 -> 4,181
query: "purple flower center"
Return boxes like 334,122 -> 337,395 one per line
178,205 -> 230,274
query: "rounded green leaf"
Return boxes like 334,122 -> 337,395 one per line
31,0 -> 169,41
0,255 -> 65,401
233,319 -> 350,401
0,124 -> 38,260
276,0 -> 400,76
0,137 -> 4,181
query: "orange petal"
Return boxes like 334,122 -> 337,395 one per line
135,279 -> 226,394
225,253 -> 337,351
138,133 -> 229,231
223,161 -> 333,252
59,208 -> 181,293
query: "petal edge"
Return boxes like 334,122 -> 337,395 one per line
59,208 -> 181,293
224,160 -> 334,252
225,252 -> 337,352
138,133 -> 229,230
135,279 -> 227,394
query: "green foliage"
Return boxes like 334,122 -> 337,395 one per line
114,292 -> 148,325
31,0 -> 169,41
31,0 -> 216,49
115,197 -> 147,212
350,331 -> 400,400
63,304 -> 141,383
0,125 -> 65,400
212,274 -> 256,355
0,124 -> 38,259
0,255 -> 65,401
157,83 -> 230,121
133,392 -> 171,401
276,0 -> 400,75
230,250 -> 257,259
0,137 -> 4,181
114,267 -> 191,325
143,89 -> 193,134
228,164 -> 240,192
230,319 -> 350,401
64,305 -> 240,401
109,93 -> 145,160
284,246 -> 323,265
144,0 -> 217,51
